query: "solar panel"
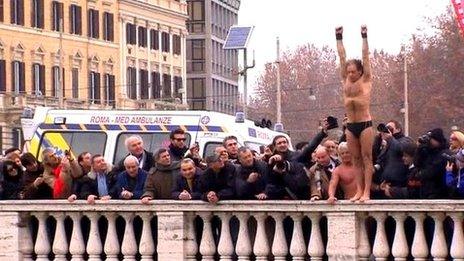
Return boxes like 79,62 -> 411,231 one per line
223,26 -> 254,50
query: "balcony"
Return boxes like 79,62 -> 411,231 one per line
1,200 -> 464,260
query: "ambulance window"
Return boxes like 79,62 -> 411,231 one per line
244,141 -> 264,154
114,132 -> 191,164
203,142 -> 222,158
39,131 -> 106,160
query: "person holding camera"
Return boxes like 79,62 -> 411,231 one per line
266,135 -> 308,199
371,121 -> 411,198
235,147 -> 269,200
414,128 -> 448,199
336,25 -> 375,201
444,148 -> 464,198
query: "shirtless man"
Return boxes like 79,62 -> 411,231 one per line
336,25 -> 374,201
327,142 -> 361,203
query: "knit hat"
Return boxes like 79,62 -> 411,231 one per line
429,128 -> 446,144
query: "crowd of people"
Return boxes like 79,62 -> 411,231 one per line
0,121 -> 463,203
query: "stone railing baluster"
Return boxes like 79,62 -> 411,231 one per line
430,212 -> 448,261
358,213 -> 371,260
236,212 -> 252,261
217,212 -> 234,260
307,213 -> 324,260
289,213 -> 306,260
391,212 -> 409,260
198,212 -> 216,261
253,213 -> 270,260
86,212 -> 103,261
271,212 -> 288,261
104,212 -> 120,260
121,212 -> 137,261
450,212 -> 464,260
18,213 -> 34,260
410,212 -> 428,260
139,212 -> 155,261
51,212 -> 69,261
371,212 -> 390,260
68,212 -> 86,260
34,212 -> 51,261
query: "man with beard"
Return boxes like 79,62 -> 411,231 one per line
20,153 -> 51,199
169,128 -> 189,162
141,148 -> 181,202
235,147 -> 269,200
42,148 -> 82,199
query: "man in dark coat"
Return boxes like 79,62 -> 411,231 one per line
235,147 -> 269,200
200,154 -> 236,203
114,135 -> 154,173
172,158 -> 202,200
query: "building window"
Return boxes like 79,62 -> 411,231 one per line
32,63 -> 45,95
11,61 -> 25,93
126,23 -> 136,45
72,68 -> 79,98
0,60 -> 5,92
103,12 -> 114,41
0,0 -> 3,22
89,71 -> 100,103
162,73 -> 171,97
161,32 -> 170,53
10,0 -> 24,25
151,71 -> 161,99
52,1 -> 63,31
52,66 -> 64,97
127,67 -> 136,99
69,4 -> 82,35
187,39 -> 205,72
174,76 -> 182,99
150,29 -> 159,50
138,26 -> 147,47
31,0 -> 43,28
139,69 -> 148,99
173,35 -> 181,55
88,9 -> 99,38
104,73 -> 115,107
187,0 -> 205,33
187,78 -> 205,110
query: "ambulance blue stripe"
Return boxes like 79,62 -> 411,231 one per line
207,126 -> 222,132
66,124 -> 81,130
145,125 -> 162,131
125,125 -> 142,131
166,125 -> 180,131
84,124 -> 101,130
186,126 -> 201,131
105,124 -> 122,130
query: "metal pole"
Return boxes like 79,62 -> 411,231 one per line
59,17 -> 64,108
404,53 -> 409,136
243,48 -> 248,118
276,37 -> 282,124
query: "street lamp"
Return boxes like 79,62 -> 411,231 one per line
309,87 -> 316,101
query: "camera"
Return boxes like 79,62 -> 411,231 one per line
442,153 -> 456,164
377,123 -> 390,133
326,116 -> 339,130
418,132 -> 431,145
275,160 -> 286,170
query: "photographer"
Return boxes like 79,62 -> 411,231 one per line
414,128 -> 448,199
444,149 -> 464,198
372,122 -> 409,197
267,135 -> 308,199
294,116 -> 339,168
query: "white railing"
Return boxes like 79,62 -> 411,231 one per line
1,200 -> 464,260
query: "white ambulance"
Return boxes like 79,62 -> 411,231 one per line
21,107 -> 292,164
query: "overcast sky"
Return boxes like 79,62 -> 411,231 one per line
237,0 -> 451,95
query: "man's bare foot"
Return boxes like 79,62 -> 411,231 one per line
358,192 -> 371,202
350,192 -> 362,202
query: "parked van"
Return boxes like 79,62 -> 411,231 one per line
21,107 -> 292,164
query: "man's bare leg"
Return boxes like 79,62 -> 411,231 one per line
359,127 -> 375,202
345,130 -> 363,201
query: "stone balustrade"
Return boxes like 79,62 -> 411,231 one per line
1,200 -> 464,260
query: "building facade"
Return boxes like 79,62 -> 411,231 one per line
186,0 -> 240,115
0,0 -> 188,152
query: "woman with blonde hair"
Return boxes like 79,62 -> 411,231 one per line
449,130 -> 464,153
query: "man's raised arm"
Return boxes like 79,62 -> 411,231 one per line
336,26 -> 347,80
361,25 -> 372,80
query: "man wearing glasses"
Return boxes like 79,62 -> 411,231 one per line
169,128 -> 188,162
